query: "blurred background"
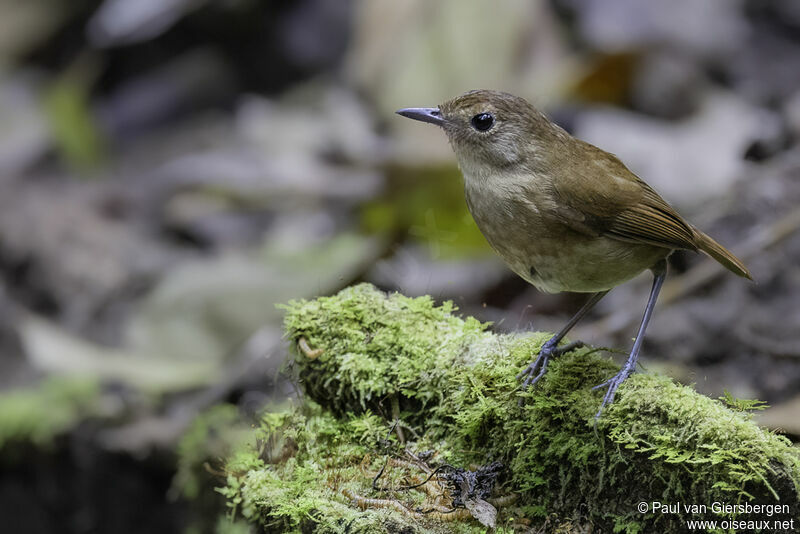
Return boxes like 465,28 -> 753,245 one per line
0,0 -> 798,532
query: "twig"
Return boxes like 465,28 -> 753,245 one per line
298,337 -> 323,359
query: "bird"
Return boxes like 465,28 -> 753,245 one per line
397,90 -> 752,418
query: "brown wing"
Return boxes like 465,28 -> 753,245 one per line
549,142 -> 698,251
539,139 -> 751,279
605,182 -> 698,250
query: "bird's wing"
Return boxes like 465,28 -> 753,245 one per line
548,143 -> 698,251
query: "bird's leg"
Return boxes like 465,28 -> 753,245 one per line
593,259 -> 667,419
518,290 -> 609,390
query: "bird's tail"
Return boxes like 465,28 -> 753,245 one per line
693,228 -> 753,280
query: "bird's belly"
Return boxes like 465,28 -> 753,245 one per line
466,192 -> 668,293
502,237 -> 668,293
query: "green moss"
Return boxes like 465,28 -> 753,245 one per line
218,401 -> 513,533
280,283 -> 489,418
0,376 -> 100,451
219,284 -> 800,532
435,341 -> 800,530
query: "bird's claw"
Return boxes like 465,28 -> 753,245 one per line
517,339 -> 585,392
517,351 -> 550,390
592,363 -> 635,419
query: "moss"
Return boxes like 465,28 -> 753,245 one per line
218,401 -> 513,533
435,341 -> 800,530
0,376 -> 100,452
280,283 -> 489,418
219,283 -> 800,532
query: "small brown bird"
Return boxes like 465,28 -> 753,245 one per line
397,90 -> 751,417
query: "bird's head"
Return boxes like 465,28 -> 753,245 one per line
397,90 -> 558,174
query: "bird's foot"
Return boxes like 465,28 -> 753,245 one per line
591,358 -> 637,419
517,339 -> 585,391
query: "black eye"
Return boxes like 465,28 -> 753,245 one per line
470,112 -> 494,132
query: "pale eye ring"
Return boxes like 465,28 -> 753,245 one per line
470,112 -> 494,132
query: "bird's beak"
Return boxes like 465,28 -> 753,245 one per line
396,107 -> 445,126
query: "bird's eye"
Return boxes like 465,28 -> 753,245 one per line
470,112 -> 494,132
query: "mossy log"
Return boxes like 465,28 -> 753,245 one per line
219,283 -> 799,533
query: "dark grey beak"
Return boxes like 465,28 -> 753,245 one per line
396,107 -> 444,126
